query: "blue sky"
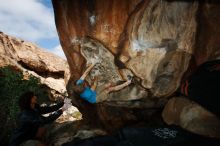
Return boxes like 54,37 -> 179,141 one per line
0,0 -> 66,59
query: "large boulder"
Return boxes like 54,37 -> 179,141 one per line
52,0 -> 220,131
162,97 -> 220,138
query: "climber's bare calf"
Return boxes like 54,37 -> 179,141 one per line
106,79 -> 132,93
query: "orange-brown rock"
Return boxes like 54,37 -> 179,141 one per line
52,0 -> 220,131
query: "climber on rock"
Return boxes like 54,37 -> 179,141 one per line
75,62 -> 132,103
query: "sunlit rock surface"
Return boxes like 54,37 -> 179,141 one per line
56,105 -> 82,123
52,0 -> 220,131
0,32 -> 69,99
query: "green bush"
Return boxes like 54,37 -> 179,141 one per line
0,66 -> 47,145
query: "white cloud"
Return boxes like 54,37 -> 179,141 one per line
49,45 -> 66,60
0,0 -> 57,42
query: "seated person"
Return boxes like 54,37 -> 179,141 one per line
75,63 -> 132,103
178,59 -> 220,117
9,91 -> 67,146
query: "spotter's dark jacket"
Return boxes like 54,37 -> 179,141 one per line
9,102 -> 64,146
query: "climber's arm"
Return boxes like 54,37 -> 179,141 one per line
81,63 -> 96,80
76,63 -> 96,85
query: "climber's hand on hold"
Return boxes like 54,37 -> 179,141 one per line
64,98 -> 71,104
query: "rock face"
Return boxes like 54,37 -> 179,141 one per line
52,0 -> 220,132
0,32 -> 69,99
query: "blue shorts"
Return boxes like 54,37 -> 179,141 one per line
80,87 -> 97,103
